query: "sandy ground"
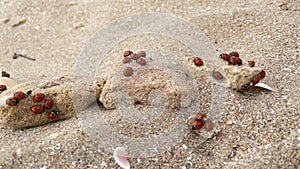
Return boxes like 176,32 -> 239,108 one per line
0,0 -> 299,168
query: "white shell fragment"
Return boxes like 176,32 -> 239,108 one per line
254,83 -> 274,91
113,147 -> 130,169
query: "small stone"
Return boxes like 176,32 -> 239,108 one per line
204,119 -> 214,131
213,71 -> 224,80
182,144 -> 188,150
100,161 -> 107,167
122,57 -> 131,64
74,22 -> 85,29
136,58 -> 147,66
226,120 -> 234,125
137,51 -> 146,57
123,67 -> 134,77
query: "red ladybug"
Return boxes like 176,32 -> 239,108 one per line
259,70 -> 266,79
241,84 -> 251,92
48,110 -> 60,120
219,53 -> 230,61
248,60 -> 255,67
229,52 -> 239,57
30,105 -> 44,114
235,57 -> 243,66
228,57 -> 238,65
122,57 -> 131,64
130,53 -> 140,60
6,97 -> 19,106
0,85 -> 7,92
14,91 -> 26,100
32,93 -> 45,103
193,57 -> 203,66
196,112 -> 206,120
124,50 -> 133,57
251,75 -> 261,85
44,98 -> 54,110
137,51 -> 146,58
1,71 -> 10,78
192,120 -> 204,130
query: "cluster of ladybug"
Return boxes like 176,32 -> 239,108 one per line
219,52 -> 266,92
122,50 -> 147,77
219,52 -> 243,65
5,91 -> 60,120
0,71 -> 11,94
122,50 -> 147,66
241,70 -> 266,92
192,112 -> 207,130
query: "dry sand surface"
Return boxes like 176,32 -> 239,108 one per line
0,0 -> 299,168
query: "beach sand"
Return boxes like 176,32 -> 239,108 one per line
0,0 -> 299,168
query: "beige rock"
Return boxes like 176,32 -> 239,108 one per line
0,76 -> 99,128
221,60 -> 262,91
0,77 -> 18,89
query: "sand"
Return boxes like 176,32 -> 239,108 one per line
0,0 -> 299,168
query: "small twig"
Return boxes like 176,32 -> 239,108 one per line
12,19 -> 26,27
13,53 -> 36,61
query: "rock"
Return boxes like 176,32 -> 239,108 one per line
0,77 -> 18,89
0,76 -> 96,128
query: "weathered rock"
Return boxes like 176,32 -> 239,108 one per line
0,76 -> 98,128
0,77 -> 18,89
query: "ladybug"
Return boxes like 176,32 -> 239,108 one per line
241,84 -> 251,92
193,57 -> 203,66
1,71 -> 10,78
136,58 -> 147,66
137,51 -> 146,58
123,50 -> 133,57
48,110 -> 60,120
192,120 -> 204,130
130,53 -> 140,60
259,70 -> 266,79
229,52 -> 239,58
122,57 -> 131,64
6,97 -> 19,106
30,105 -> 44,114
251,75 -> 261,85
44,98 -> 54,110
228,57 -> 238,65
13,91 -> 26,100
235,57 -> 243,66
248,60 -> 255,67
219,53 -> 230,61
32,93 -> 45,103
0,84 -> 7,92
195,112 -> 206,120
